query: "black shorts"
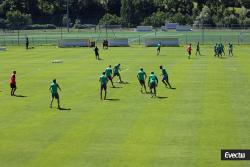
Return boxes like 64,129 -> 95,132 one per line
52,93 -> 59,99
10,83 -> 16,89
101,84 -> 107,90
107,76 -> 112,81
139,80 -> 145,85
113,72 -> 120,77
150,82 -> 157,89
188,51 -> 191,55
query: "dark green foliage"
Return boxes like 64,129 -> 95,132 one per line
142,10 -> 166,27
0,0 -> 249,28
6,10 -> 32,29
99,13 -> 122,25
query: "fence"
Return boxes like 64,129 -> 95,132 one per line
0,27 -> 250,46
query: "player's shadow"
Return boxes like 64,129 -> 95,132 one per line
167,87 -> 176,90
157,96 -> 168,99
111,86 -> 122,88
58,107 -> 71,111
98,58 -> 104,61
116,81 -> 130,84
14,95 -> 28,98
105,98 -> 120,101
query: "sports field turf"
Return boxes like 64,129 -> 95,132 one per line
0,45 -> 250,167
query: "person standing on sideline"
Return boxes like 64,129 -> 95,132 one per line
9,71 -> 17,96
94,46 -> 100,60
157,42 -> 161,55
49,79 -> 61,109
25,36 -> 29,50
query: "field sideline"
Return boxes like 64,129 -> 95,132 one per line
0,45 -> 250,167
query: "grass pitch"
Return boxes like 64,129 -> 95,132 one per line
0,45 -> 250,167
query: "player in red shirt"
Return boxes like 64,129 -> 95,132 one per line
9,71 -> 17,96
187,44 -> 192,59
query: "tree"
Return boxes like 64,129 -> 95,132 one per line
240,0 -> 250,9
107,0 -> 121,16
6,10 -> 32,29
195,6 -> 213,27
99,13 -> 122,25
120,0 -> 133,26
142,10 -> 166,27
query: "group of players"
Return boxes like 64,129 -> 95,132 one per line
187,42 -> 234,59
213,43 -> 233,58
6,40 -> 235,109
99,64 -> 173,100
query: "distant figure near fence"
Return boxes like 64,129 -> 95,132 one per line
103,40 -> 108,49
25,36 -> 29,50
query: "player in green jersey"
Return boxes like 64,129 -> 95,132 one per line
49,79 -> 61,109
137,68 -> 147,93
99,72 -> 108,100
159,65 -> 172,88
113,64 -> 122,83
105,65 -> 114,87
148,72 -> 158,98
196,42 -> 201,56
228,43 -> 233,56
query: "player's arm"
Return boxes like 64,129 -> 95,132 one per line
57,84 -> 62,91
144,73 -> 147,79
156,76 -> 159,84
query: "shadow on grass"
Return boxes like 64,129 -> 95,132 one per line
58,107 -> 71,111
114,81 -> 130,84
157,96 -> 168,99
105,98 -> 120,101
167,87 -> 176,90
14,95 -> 28,97
111,86 -> 122,89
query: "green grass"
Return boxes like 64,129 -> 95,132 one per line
0,45 -> 250,167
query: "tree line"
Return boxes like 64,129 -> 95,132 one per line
0,0 -> 250,29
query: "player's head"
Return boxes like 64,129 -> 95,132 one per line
189,43 -> 192,46
151,72 -> 154,74
140,68 -> 143,71
109,65 -> 111,68
13,70 -> 16,74
102,72 -> 105,75
159,65 -> 163,69
53,79 -> 56,83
